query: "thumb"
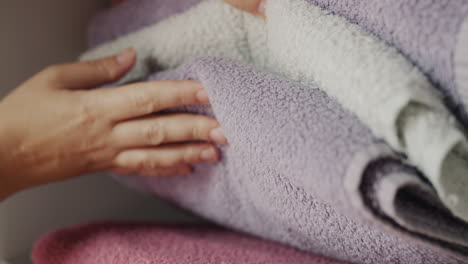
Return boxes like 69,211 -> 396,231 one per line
53,48 -> 136,90
224,0 -> 265,17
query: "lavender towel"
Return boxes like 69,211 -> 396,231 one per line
85,1 -> 468,263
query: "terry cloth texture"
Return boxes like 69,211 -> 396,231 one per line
32,222 -> 346,264
82,0 -> 468,223
80,0 -> 468,263
304,0 -> 468,125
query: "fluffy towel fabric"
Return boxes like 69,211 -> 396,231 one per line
83,0 -> 468,263
305,0 -> 468,124
82,0 -> 468,223
32,222 -> 344,264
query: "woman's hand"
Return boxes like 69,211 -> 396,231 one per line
0,49 -> 227,200
224,0 -> 265,17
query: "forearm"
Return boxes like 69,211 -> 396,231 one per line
0,116 -> 21,201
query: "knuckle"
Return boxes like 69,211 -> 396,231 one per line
192,117 -> 209,139
74,139 -> 115,170
75,96 -> 99,126
115,152 -> 158,170
138,158 -> 159,171
194,116 -> 218,140
145,122 -> 165,145
42,65 -> 64,82
89,60 -> 118,80
132,90 -> 158,113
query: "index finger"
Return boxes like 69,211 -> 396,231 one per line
92,80 -> 210,121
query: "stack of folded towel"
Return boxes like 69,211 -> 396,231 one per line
33,1 -> 468,264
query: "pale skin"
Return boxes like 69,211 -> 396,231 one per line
0,0 -> 263,201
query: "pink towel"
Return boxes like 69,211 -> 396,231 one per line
32,222 -> 346,264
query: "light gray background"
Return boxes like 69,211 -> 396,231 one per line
0,1 -> 194,263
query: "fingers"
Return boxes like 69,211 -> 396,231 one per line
45,48 -> 136,89
224,0 -> 265,17
93,80 -> 210,121
112,114 -> 228,148
113,143 -> 220,170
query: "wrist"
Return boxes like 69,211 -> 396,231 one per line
0,108 -> 22,200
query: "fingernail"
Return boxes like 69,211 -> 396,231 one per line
116,48 -> 135,65
210,127 -> 228,144
201,148 -> 218,161
196,90 -> 210,103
